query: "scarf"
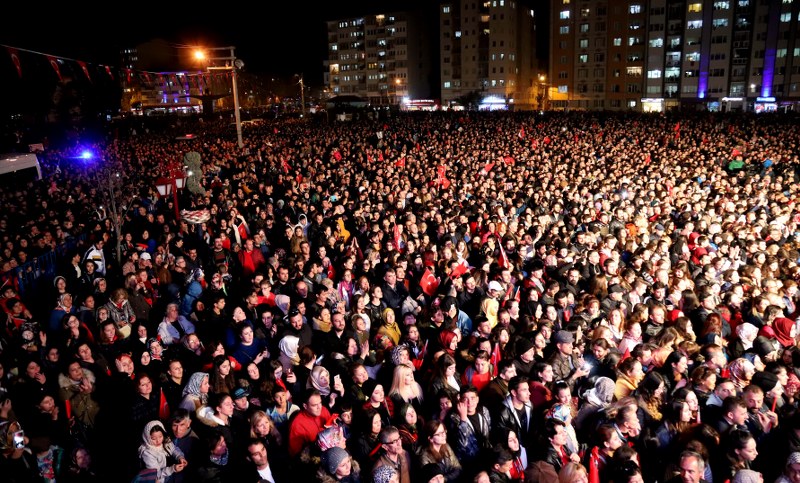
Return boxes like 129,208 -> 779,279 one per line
210,448 -> 229,466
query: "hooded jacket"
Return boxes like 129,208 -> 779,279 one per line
138,420 -> 185,483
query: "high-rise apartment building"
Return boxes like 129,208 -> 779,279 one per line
439,0 -> 540,109
326,9 -> 437,106
550,0 -> 800,112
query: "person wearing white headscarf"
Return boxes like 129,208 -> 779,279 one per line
729,322 -> 759,359
138,420 -> 187,483
278,335 -> 300,372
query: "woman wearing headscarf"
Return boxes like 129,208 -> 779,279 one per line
727,358 -> 756,394
179,372 -> 209,413
277,335 -> 300,372
574,376 -> 616,439
394,403 -> 420,454
729,323 -> 759,359
773,317 -> 798,349
377,308 -> 401,347
137,420 -> 187,483
307,365 -> 344,409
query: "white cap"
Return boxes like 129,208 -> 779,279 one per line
488,281 -> 503,292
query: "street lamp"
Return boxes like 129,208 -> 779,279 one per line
194,47 -> 244,148
155,164 -> 187,221
538,74 -> 548,111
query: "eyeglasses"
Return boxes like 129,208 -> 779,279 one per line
384,437 -> 402,445
433,430 -> 447,437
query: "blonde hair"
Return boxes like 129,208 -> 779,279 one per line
558,463 -> 588,483
388,363 -> 423,402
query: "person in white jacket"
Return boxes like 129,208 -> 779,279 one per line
137,420 -> 188,483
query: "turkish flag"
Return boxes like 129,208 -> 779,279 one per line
6,47 -> 22,78
395,157 -> 406,168
77,61 -> 91,83
46,55 -> 62,82
503,156 -> 515,166
483,162 -> 495,174
498,248 -> 511,269
420,268 -> 439,296
333,150 -> 342,161
159,388 -> 170,420
518,126 -> 525,139
450,258 -> 469,279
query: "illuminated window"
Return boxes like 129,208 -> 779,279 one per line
649,38 -> 664,47
455,31 -> 462,37
579,54 -> 588,62
579,39 -> 589,48
648,69 -> 662,78
560,26 -> 570,34
688,3 -> 702,12
558,85 -> 568,93
580,23 -> 589,32
443,81 -> 451,88
714,1 -> 730,8
627,67 -> 643,76
443,5 -> 450,13
560,10 -> 570,19
687,20 -> 702,29
629,4 -> 641,14
780,13 -> 791,22
613,38 -> 622,46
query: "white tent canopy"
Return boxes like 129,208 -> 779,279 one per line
0,153 -> 41,179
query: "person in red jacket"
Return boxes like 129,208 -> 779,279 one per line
287,389 -> 331,457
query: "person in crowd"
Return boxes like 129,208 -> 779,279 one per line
137,420 -> 187,483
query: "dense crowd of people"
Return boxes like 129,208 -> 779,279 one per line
0,109 -> 800,483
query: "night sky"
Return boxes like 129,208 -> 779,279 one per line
3,1 -> 434,85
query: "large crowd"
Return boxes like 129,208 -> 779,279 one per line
0,109 -> 800,483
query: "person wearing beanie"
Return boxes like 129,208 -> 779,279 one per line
512,338 -> 536,376
418,463 -> 444,483
317,446 -> 361,483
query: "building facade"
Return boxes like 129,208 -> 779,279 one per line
439,0 -> 540,109
326,9 -> 437,107
550,0 -> 800,112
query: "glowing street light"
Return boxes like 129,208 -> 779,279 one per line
192,46 -> 244,148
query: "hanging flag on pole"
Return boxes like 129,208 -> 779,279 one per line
77,61 -> 91,83
46,55 -> 62,82
6,47 -> 22,78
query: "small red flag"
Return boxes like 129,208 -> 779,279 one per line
159,388 -> 170,420
420,268 -> 439,296
77,61 -> 91,83
498,248 -> 511,269
518,126 -> 526,140
395,157 -> 406,168
6,47 -> 22,78
450,258 -> 469,279
46,55 -> 62,82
